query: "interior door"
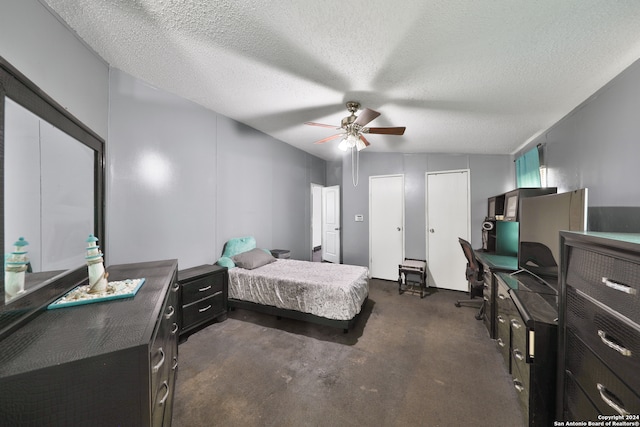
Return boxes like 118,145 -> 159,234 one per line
426,170 -> 470,291
322,185 -> 341,263
369,175 -> 404,280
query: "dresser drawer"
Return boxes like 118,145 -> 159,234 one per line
150,294 -> 177,407
566,285 -> 640,391
566,246 -> 640,324
566,330 -> 640,416
482,271 -> 494,337
182,273 -> 224,305
510,316 -> 530,395
182,292 -> 225,328
511,355 -> 530,423
564,370 -> 600,422
496,282 -> 515,369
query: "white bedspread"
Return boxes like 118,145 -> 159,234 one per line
228,259 -> 369,320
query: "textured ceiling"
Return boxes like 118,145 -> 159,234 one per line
42,0 -> 640,160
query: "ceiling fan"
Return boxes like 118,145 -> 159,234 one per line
305,101 -> 406,151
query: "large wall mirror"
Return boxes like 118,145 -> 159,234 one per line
0,57 -> 105,339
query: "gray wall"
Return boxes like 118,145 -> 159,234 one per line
340,152 -> 513,267
216,115 -> 326,261
516,58 -> 640,209
108,69 -> 218,268
0,0 -> 109,139
7,0 -> 640,271
109,69 -> 326,268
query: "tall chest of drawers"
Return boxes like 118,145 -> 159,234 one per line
0,259 -> 180,426
558,232 -> 640,420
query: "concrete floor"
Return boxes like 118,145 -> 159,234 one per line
172,279 -> 526,427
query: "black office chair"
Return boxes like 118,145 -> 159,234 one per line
455,237 -> 485,320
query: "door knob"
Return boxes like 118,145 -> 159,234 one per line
397,227 -> 401,231
429,229 -> 435,233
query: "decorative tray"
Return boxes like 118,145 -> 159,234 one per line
47,278 -> 146,310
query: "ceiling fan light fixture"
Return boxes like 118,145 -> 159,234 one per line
356,138 -> 367,151
339,133 -> 360,152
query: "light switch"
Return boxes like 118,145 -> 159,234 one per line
355,214 -> 364,222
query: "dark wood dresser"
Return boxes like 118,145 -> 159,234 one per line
496,271 -> 558,426
558,232 -> 640,420
179,264 -> 227,341
0,259 -> 179,426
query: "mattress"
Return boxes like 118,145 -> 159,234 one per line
228,259 -> 369,321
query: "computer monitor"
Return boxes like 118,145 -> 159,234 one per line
518,188 -> 588,280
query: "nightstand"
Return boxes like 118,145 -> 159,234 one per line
178,264 -> 227,341
271,249 -> 290,259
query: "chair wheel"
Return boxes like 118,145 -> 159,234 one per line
454,302 -> 461,307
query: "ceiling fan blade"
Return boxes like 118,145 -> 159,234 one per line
305,121 -> 340,129
366,127 -> 406,135
353,108 -> 381,126
313,133 -> 344,144
359,135 -> 371,147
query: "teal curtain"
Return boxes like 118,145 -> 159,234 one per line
516,147 -> 541,188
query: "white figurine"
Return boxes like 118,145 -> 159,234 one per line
86,234 -> 108,294
5,237 -> 29,298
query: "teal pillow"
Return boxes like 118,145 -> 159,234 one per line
221,236 -> 257,258
217,256 -> 235,268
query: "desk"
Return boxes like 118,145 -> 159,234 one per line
474,251 -> 518,338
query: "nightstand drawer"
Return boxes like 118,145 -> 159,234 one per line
566,246 -> 640,324
181,274 -> 224,305
182,292 -> 225,329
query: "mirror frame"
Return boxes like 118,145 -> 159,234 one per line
0,56 -> 105,340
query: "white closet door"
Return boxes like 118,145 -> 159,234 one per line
369,175 -> 404,280
426,170 -> 470,291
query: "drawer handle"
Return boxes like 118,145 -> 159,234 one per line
199,304 -> 212,313
172,283 -> 180,292
497,338 -> 505,348
602,277 -> 637,295
158,381 -> 170,406
597,383 -> 629,416
510,318 -> 522,329
497,315 -> 505,324
483,296 -> 489,302
598,330 -> 632,357
171,322 -> 179,335
513,378 -> 525,393
172,356 -> 178,371
513,349 -> 524,361
498,293 -> 507,300
165,305 -> 175,320
483,283 -> 489,289
153,347 -> 165,373
198,285 -> 212,292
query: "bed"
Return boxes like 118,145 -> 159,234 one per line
217,237 -> 369,332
